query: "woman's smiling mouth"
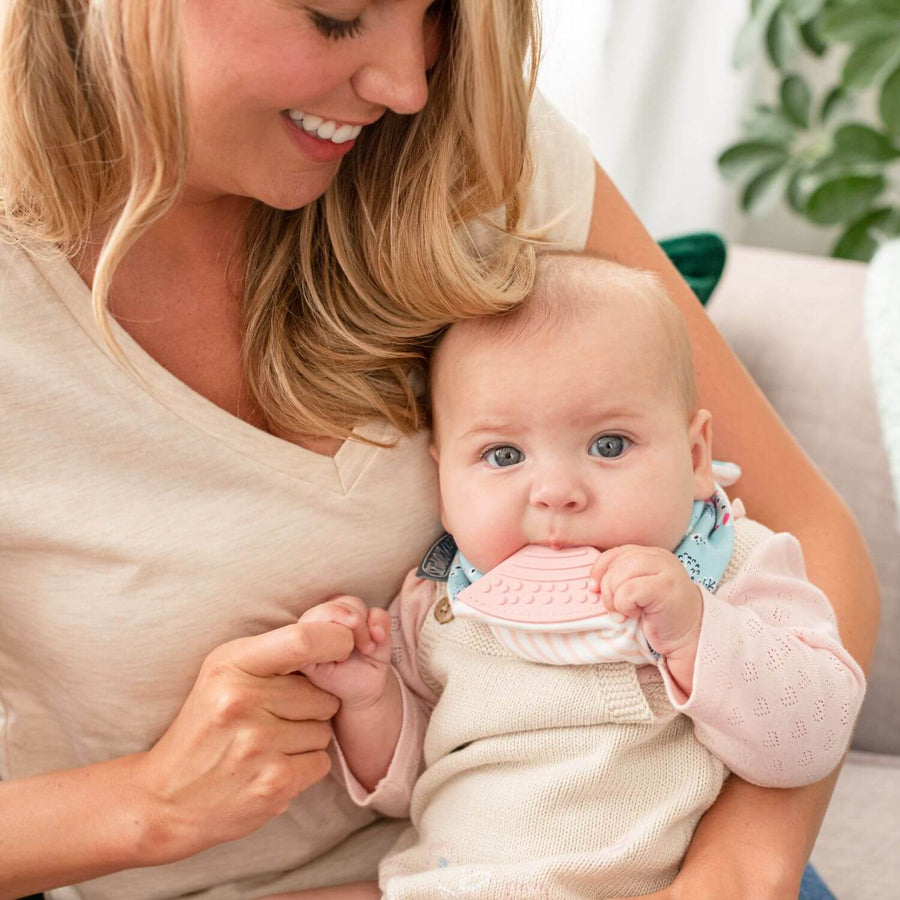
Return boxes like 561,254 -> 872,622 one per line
286,109 -> 364,144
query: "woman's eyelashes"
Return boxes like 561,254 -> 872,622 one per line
482,445 -> 524,468
589,434 -> 631,459
307,9 -> 365,40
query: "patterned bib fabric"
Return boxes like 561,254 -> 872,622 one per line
445,483 -> 736,666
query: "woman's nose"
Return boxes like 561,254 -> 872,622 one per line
530,474 -> 588,512
352,22 -> 432,115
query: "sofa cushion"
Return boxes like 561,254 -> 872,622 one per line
809,750 -> 900,900
707,245 -> 900,755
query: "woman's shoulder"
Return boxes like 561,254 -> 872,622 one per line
0,237 -> 67,307
522,91 -> 596,250
0,238 -> 93,376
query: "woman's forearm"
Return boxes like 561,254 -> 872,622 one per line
679,768 -> 841,899
0,752 -> 169,899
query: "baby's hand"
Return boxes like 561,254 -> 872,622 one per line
591,546 -> 703,688
298,596 -> 393,711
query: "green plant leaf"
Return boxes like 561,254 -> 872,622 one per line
787,0 -> 827,20
718,141 -> 791,180
871,0 -> 900,14
781,74 -> 812,127
820,85 -> 852,124
799,16 -> 830,55
820,8 -> 900,45
767,10 -> 801,68
834,122 -> 900,162
741,161 -> 790,215
832,207 -> 899,260
787,168 -> 811,213
787,156 -> 850,210
744,103 -> 799,142
842,35 -> 900,90
880,64 -> 900,132
806,174 -> 886,224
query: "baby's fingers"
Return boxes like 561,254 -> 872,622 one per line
588,545 -> 632,594
365,608 -> 388,641
353,608 -> 391,657
363,609 -> 393,663
602,576 -> 653,620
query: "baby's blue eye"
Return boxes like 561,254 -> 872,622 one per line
590,435 -> 630,458
484,446 -> 524,467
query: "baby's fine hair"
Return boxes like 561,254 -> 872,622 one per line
430,252 -> 698,420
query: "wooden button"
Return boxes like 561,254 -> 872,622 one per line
434,595 -> 454,624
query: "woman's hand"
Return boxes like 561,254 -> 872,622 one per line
130,620 -> 353,865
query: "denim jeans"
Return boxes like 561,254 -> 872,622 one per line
16,866 -> 837,900
801,863 -> 838,899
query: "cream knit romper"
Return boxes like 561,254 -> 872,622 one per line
377,528 -> 771,899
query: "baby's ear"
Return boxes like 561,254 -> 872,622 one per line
428,444 -> 451,532
689,409 -> 715,500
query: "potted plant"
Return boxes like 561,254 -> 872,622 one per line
719,0 -> 900,260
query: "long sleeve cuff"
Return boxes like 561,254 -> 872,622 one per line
329,667 -> 427,818
656,534 -> 866,788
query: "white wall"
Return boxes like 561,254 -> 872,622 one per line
536,0 -> 835,254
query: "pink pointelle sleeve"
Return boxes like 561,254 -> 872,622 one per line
658,532 -> 866,788
329,570 -> 439,818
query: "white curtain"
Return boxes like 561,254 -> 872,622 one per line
536,0 -> 829,253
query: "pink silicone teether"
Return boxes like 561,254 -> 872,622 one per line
457,545 -> 604,624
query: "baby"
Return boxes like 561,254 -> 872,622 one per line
286,254 -> 865,900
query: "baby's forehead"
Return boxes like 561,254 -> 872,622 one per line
428,264 -> 695,424
435,281 -> 665,363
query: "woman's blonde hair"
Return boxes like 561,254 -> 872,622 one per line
0,0 -> 540,442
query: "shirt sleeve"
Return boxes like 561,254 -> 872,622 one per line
329,570 -> 440,818
657,531 -> 867,788
521,91 -> 597,250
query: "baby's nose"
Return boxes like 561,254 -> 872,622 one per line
529,475 -> 588,512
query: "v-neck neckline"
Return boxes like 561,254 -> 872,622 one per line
37,249 -> 390,495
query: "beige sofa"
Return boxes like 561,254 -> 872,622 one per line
708,245 -> 900,900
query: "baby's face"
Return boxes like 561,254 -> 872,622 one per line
430,298 -> 714,574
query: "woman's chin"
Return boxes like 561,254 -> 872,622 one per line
255,168 -> 339,212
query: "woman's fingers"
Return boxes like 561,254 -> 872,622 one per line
259,673 -> 343,722
285,749 -> 335,798
224,620 -> 355,678
268,719 -> 333,756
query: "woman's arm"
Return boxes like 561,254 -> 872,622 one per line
585,161 -> 879,898
0,622 -> 348,899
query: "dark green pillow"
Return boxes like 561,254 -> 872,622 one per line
658,232 -> 727,306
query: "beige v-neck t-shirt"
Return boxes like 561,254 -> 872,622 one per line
0,93 -> 594,900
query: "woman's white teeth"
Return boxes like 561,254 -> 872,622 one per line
287,110 -> 362,144
331,124 -> 356,143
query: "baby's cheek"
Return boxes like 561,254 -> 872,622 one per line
452,507 -> 520,573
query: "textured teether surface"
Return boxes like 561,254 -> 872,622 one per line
456,545 -> 606,625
